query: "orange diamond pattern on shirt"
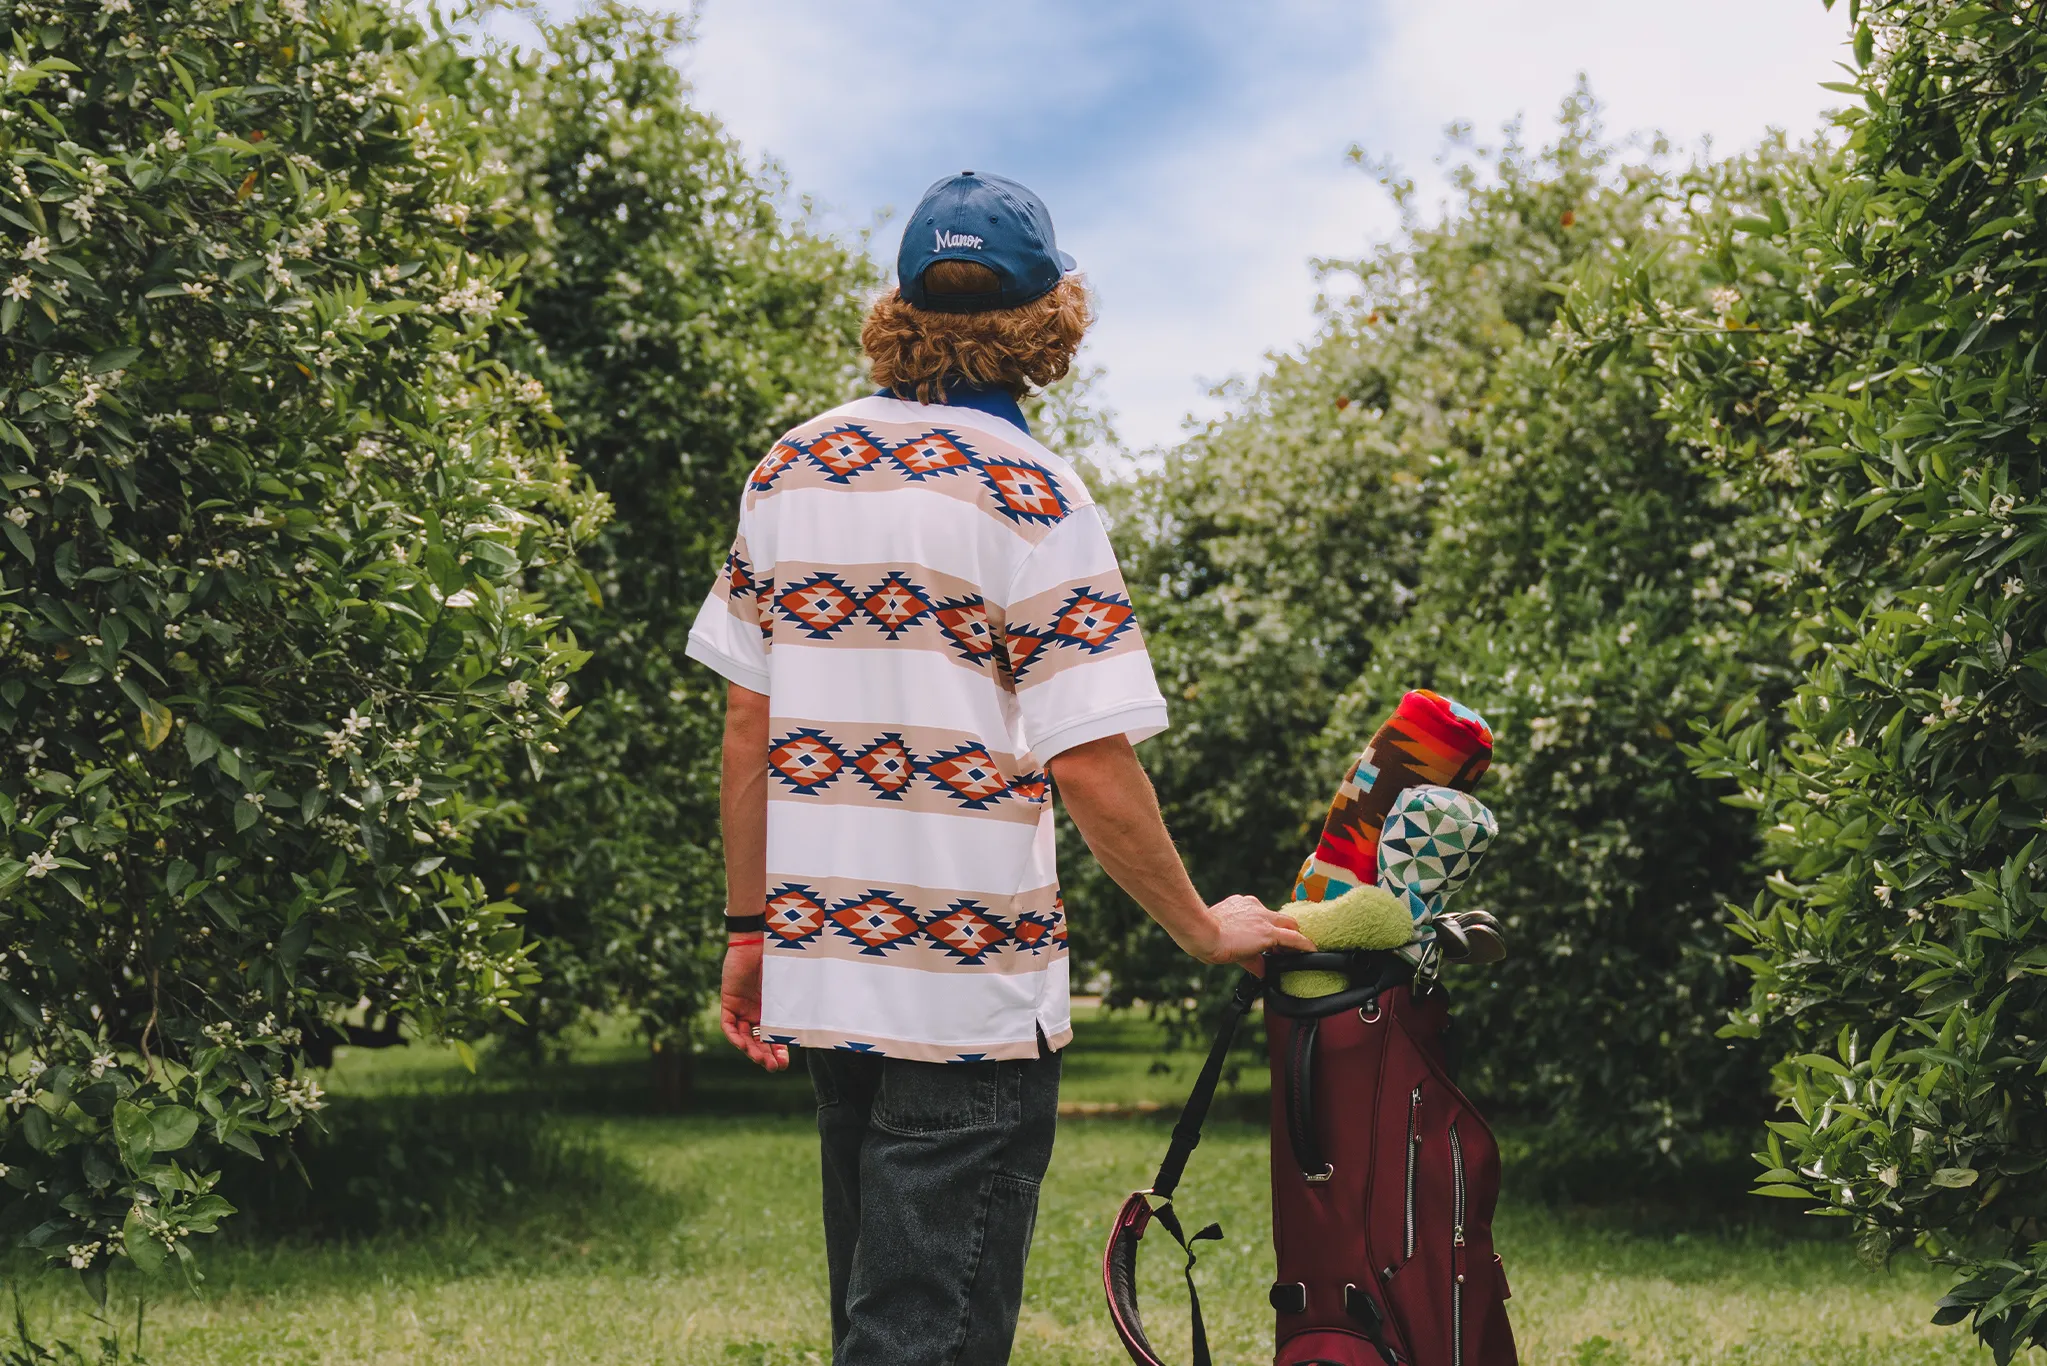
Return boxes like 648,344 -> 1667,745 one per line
892,431 -> 975,479
1010,908 -> 1062,955
749,442 -> 803,492
934,597 -> 999,665
766,884 -> 828,946
859,571 -> 936,639
977,459 -> 1068,524
924,743 -> 1012,811
1000,629 -> 1050,682
768,729 -> 846,793
850,734 -> 916,801
1008,771 -> 1050,805
805,427 -> 890,482
724,547 -> 755,601
925,901 -> 1008,964
830,891 -> 921,955
776,573 -> 859,639
1052,588 -> 1136,653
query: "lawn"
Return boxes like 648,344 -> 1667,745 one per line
4,1010 -> 1987,1366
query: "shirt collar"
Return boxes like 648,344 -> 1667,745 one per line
877,382 -> 1030,436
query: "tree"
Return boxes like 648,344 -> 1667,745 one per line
1350,125 -> 1846,1166
1079,97 -> 1795,1171
461,4 -> 872,1092
1648,1 -> 2047,1354
0,0 -> 600,1284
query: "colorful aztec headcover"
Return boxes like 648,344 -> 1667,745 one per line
1292,688 -> 1494,905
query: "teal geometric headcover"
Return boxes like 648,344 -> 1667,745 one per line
1376,784 -> 1498,927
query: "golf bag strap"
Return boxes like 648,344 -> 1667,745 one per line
1103,972 -> 1263,1366
1152,971 -> 1263,1198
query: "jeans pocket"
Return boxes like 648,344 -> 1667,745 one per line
873,1057 -> 1006,1134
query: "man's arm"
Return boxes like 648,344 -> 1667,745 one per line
1049,734 -> 1313,971
718,681 -> 788,1071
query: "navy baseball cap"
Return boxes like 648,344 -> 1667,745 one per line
898,171 -> 1077,313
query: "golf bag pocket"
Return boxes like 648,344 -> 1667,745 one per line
1268,980 -> 1515,1366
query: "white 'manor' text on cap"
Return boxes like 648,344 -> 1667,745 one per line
935,230 -> 984,250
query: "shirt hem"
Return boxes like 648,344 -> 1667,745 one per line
1030,699 -> 1169,762
757,1025 -> 1071,1063
684,631 -> 770,696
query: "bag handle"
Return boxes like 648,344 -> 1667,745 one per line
1103,971 -> 1263,1366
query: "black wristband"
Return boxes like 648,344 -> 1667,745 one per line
724,914 -> 766,934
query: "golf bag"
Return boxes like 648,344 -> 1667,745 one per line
1102,957 -> 1513,1366
1103,689 -> 1516,1366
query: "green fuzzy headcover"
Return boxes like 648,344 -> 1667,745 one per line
1278,883 -> 1413,998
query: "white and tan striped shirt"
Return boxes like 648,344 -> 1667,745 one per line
686,392 -> 1167,1061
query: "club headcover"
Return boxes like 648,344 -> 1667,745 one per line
1292,690 -> 1494,905
1373,784 -> 1499,968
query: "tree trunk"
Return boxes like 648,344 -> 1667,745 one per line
650,1039 -> 694,1112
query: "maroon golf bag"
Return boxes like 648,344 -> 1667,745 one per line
1103,953 -> 1516,1366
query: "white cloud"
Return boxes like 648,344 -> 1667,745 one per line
672,2 -> 1853,449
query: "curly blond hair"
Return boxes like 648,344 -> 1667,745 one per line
862,259 -> 1092,405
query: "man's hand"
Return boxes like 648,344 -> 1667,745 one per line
1177,894 -> 1314,974
719,939 -> 789,1072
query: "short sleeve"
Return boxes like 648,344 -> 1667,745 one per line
686,525 -> 770,695
1000,505 -> 1168,761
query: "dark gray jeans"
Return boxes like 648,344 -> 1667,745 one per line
807,1046 -> 1062,1366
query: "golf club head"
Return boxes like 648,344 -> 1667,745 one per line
1454,919 -> 1506,965
1433,916 -> 1473,962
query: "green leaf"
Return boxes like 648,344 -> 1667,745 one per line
149,1105 -> 199,1154
112,1099 -> 153,1168
0,983 -> 41,1030
183,723 -> 220,768
88,346 -> 141,374
1752,1183 -> 1816,1199
122,1207 -> 165,1273
1932,1167 -> 1980,1188
1795,1052 -> 1852,1077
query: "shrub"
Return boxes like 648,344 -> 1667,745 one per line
1082,97 -> 1797,1170
1656,1 -> 2047,1355
461,5 -> 872,1077
1350,134 -> 1848,1167
0,0 -> 601,1286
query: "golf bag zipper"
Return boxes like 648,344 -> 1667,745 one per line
1403,1085 -> 1421,1261
1450,1120 -> 1467,1366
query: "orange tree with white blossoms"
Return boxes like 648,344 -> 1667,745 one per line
0,0 -> 603,1294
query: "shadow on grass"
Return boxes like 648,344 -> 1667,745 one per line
212,1091 -> 683,1259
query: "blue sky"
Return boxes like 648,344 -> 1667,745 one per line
586,3 -> 1854,449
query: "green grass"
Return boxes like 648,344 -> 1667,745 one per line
2,1010 -> 1990,1365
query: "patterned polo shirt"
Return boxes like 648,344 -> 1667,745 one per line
686,391 -> 1168,1062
